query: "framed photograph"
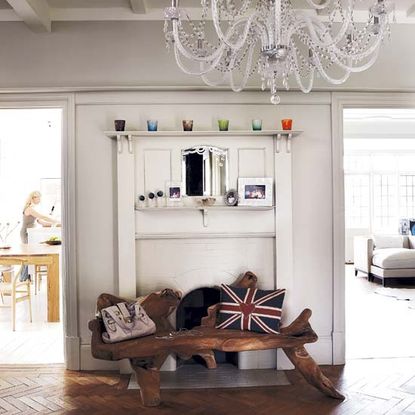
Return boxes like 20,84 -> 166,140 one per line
238,178 -> 273,206
224,189 -> 239,206
166,181 -> 182,202
399,218 -> 410,235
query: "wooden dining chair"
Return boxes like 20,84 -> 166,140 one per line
34,265 -> 48,294
0,258 -> 32,331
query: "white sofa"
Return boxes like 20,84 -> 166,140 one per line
354,235 -> 415,286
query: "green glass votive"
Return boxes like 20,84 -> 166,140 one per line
218,119 -> 229,131
252,119 -> 262,131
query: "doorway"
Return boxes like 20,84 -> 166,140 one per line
343,108 -> 415,359
0,108 -> 64,364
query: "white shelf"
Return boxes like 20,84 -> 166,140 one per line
105,130 -> 302,138
135,205 -> 275,227
135,206 -> 275,211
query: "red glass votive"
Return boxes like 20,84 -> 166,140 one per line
281,119 -> 293,130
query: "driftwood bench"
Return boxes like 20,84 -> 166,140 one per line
89,272 -> 345,407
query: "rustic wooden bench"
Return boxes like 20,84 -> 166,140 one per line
89,273 -> 345,407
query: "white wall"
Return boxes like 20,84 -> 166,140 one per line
0,22 -> 414,91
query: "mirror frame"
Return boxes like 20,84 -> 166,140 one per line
181,145 -> 229,197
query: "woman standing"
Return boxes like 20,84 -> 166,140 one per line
20,191 -> 60,244
19,191 -> 60,281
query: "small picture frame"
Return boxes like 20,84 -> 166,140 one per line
238,178 -> 273,206
166,182 -> 182,202
224,189 -> 239,206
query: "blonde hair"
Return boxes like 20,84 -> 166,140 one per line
23,191 -> 41,212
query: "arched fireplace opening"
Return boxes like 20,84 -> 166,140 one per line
176,287 -> 237,366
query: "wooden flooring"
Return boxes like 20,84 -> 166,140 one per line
0,275 -> 64,365
345,265 -> 415,359
0,358 -> 415,414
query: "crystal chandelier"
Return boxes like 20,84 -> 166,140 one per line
164,0 -> 393,104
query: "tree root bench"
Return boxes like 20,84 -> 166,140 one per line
89,273 -> 345,407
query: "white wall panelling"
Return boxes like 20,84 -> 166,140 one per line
116,137 -> 136,298
71,90 -> 333,371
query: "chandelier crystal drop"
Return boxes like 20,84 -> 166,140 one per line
164,0 -> 394,104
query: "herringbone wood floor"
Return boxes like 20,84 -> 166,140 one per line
0,358 -> 414,414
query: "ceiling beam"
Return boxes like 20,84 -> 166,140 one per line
129,0 -> 147,14
6,0 -> 51,32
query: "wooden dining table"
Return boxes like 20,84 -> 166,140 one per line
0,243 -> 61,322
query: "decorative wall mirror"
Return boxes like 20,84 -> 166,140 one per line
182,146 -> 229,196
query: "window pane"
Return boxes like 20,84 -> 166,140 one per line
400,175 -> 415,218
398,155 -> 415,171
371,154 -> 396,172
345,174 -> 370,228
373,174 -> 397,231
344,155 -> 370,172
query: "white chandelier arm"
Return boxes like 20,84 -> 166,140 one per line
229,44 -> 255,92
323,26 -> 384,64
295,10 -> 352,49
211,1 -> 260,50
221,0 -> 253,20
274,0 -> 281,46
291,45 -> 314,93
201,71 -> 228,87
172,20 -> 226,63
313,52 -> 352,85
303,0 -> 334,10
173,44 -> 224,76
327,45 -> 381,73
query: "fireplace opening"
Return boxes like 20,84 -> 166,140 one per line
176,287 -> 237,366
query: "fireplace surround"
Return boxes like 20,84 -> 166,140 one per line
111,129 -> 298,370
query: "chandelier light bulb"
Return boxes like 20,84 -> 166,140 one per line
164,0 -> 393,104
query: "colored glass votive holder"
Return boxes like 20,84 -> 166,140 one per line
252,119 -> 262,131
281,119 -> 293,130
218,119 -> 229,131
114,120 -> 126,131
147,120 -> 158,132
182,120 -> 193,131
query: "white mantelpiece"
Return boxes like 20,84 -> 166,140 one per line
111,129 -> 300,370
105,130 -> 302,154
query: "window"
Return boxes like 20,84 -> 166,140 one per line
345,175 -> 370,228
345,151 -> 415,233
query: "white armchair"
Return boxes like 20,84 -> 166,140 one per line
353,235 -> 415,286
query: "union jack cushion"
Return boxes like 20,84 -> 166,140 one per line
216,284 -> 286,334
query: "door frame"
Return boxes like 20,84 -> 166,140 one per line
0,93 -> 79,369
331,92 -> 415,364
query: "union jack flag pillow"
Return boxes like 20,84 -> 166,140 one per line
216,284 -> 286,334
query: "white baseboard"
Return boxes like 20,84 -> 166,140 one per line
332,331 -> 346,364
65,336 -> 81,370
80,344 -> 119,370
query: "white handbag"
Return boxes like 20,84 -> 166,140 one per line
101,302 -> 156,343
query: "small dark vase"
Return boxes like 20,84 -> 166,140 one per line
114,120 -> 126,131
182,120 -> 193,131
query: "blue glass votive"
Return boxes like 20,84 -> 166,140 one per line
147,120 -> 158,132
252,119 -> 262,131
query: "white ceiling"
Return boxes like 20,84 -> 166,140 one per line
0,0 -> 414,33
